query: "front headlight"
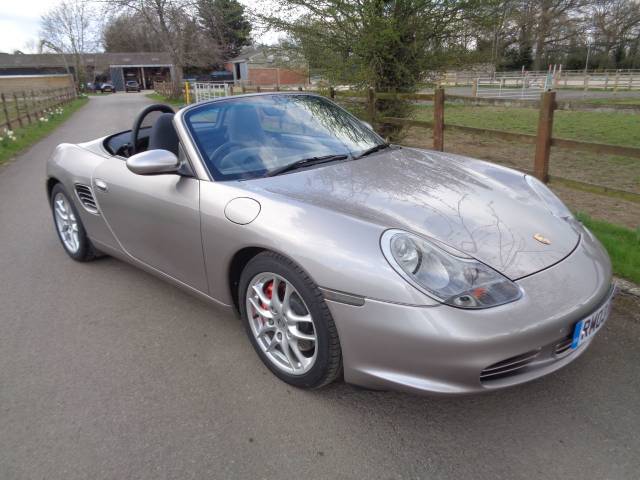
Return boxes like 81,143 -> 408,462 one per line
525,175 -> 573,220
381,230 -> 522,309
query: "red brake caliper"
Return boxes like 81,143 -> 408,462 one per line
260,281 -> 274,322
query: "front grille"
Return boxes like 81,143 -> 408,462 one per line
480,349 -> 541,382
74,184 -> 98,214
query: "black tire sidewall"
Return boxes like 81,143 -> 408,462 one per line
239,253 -> 337,388
50,183 -> 92,261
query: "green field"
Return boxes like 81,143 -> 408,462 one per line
413,103 -> 640,147
0,97 -> 88,165
573,97 -> 640,107
577,213 -> 640,284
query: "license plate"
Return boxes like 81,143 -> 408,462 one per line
571,290 -> 615,349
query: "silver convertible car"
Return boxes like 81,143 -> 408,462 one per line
46,93 -> 614,395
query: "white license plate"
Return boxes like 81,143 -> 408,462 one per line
571,290 -> 615,349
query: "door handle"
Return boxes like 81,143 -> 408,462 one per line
94,178 -> 108,192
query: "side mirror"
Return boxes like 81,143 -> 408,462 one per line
361,120 -> 373,131
126,149 -> 180,175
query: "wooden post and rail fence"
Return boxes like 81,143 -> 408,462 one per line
346,87 -> 639,202
0,87 -> 76,132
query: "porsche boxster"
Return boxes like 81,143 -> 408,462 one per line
46,93 -> 614,395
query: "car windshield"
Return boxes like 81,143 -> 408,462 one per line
184,94 -> 385,180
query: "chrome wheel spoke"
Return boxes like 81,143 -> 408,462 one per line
271,277 -> 284,313
252,284 -> 271,308
288,339 -> 311,370
287,325 -> 315,341
249,297 -> 273,320
286,310 -> 313,324
266,334 -> 280,352
256,323 -> 276,339
281,337 -> 298,370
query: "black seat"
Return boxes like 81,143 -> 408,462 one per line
148,113 -> 179,156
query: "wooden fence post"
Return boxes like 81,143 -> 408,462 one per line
433,87 -> 445,151
534,90 -> 556,183
471,79 -> 478,97
329,86 -> 335,99
22,92 -> 31,124
241,84 -> 246,94
13,93 -> 23,128
257,85 -> 261,93
367,86 -> 375,123
1,93 -> 12,131
30,90 -> 38,119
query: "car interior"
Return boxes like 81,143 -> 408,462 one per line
102,97 -> 372,180
103,105 -> 180,159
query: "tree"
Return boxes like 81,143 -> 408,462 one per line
197,0 -> 252,60
103,11 -> 163,52
40,0 -> 99,88
110,0 -> 221,96
257,0 -> 492,135
259,1 -> 489,91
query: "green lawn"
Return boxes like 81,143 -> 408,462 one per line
0,97 -> 88,165
413,104 -> 640,147
577,213 -> 640,284
145,92 -> 185,107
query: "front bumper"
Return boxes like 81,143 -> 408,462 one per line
327,230 -> 613,395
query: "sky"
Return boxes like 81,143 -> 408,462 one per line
0,0 -> 282,54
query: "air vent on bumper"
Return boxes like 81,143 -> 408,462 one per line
480,349 -> 541,382
74,184 -> 99,214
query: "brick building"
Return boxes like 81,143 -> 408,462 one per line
225,46 -> 308,87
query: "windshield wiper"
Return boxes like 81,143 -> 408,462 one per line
355,143 -> 390,159
266,154 -> 349,177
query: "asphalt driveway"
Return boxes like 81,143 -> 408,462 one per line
1,92 -> 639,480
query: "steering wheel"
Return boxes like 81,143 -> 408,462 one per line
130,104 -> 175,155
209,141 -> 246,166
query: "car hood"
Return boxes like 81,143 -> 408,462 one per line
246,147 -> 580,279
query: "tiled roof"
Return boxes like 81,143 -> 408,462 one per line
0,52 -> 173,68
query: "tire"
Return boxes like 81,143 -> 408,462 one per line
239,251 -> 342,389
50,183 -> 102,262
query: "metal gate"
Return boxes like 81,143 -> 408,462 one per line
476,74 -> 551,100
192,82 -> 229,103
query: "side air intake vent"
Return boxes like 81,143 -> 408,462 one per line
74,184 -> 99,214
480,349 -> 541,382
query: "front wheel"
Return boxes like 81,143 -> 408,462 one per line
239,252 -> 342,389
50,183 -> 101,262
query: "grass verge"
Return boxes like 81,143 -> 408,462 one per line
145,92 -> 185,107
0,97 -> 88,166
577,212 -> 640,284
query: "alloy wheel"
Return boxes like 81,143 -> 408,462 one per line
53,192 -> 80,254
246,272 -> 318,375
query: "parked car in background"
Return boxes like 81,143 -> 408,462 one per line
125,80 -> 141,92
209,70 -> 234,83
101,82 -> 116,93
